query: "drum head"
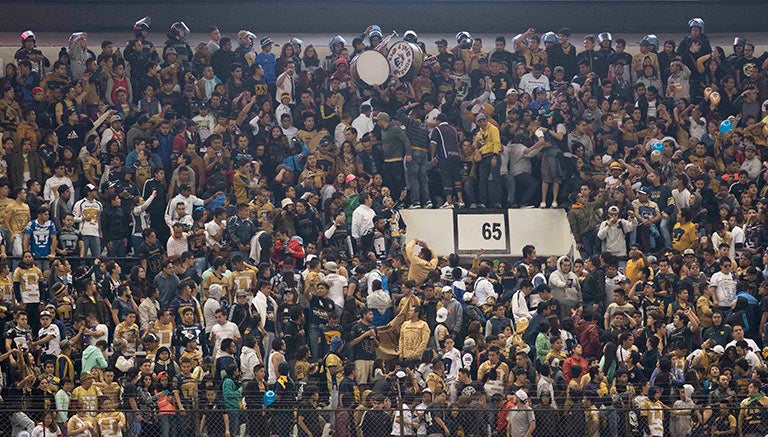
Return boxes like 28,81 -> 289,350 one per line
354,50 -> 390,85
388,41 -> 421,78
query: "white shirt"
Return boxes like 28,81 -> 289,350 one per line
351,113 -> 374,140
38,324 -> 61,356
351,204 -> 376,239
44,175 -> 75,204
205,220 -> 225,249
203,298 -> 221,333
474,277 -> 497,306
88,324 -> 108,346
210,321 -> 239,356
324,272 -> 348,308
519,72 -> 551,96
709,271 -> 737,306
73,197 -> 103,237
726,338 -> 761,357
442,347 -> 462,383
165,194 -> 204,228
511,289 -> 533,321
391,404 -> 414,436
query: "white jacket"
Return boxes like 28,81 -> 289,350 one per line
252,291 -> 278,333
597,217 -> 637,258
240,346 -> 261,381
548,256 -> 582,309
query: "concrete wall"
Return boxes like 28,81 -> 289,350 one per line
3,1 -> 761,34
399,208 -> 577,258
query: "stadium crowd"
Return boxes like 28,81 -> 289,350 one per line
1,13 -> 768,437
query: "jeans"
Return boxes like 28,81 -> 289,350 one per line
477,154 -> 500,206
158,414 -> 173,437
107,238 -> 128,257
82,235 -> 101,257
382,160 -> 406,199
580,228 -> 600,258
308,324 -> 323,362
406,150 -> 429,206
228,410 -> 240,436
514,172 -> 538,206
660,216 -> 672,250
503,173 -> 516,205
462,176 -> 477,205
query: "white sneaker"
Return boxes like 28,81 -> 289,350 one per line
457,202 -> 465,209
552,201 -> 558,208
440,202 -> 454,209
410,204 -> 421,209
539,202 -> 547,208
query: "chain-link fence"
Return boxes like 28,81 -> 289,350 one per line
3,404 -> 768,437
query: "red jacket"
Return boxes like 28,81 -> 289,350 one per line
574,315 -> 600,359
562,355 -> 589,384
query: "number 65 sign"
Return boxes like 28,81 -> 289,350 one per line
455,212 -> 510,255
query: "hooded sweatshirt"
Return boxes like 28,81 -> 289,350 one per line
548,256 -> 582,315
81,344 -> 108,372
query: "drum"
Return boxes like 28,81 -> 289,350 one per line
350,50 -> 390,87
387,41 -> 424,81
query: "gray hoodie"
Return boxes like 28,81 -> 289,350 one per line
548,256 -> 582,315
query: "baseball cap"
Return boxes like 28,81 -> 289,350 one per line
345,174 -> 357,184
515,389 -> 528,401
712,345 -> 725,355
110,115 -> 122,123
608,206 -> 620,214
637,186 -> 650,195
683,248 -> 696,255
40,311 -> 52,318
422,387 -> 433,394
553,66 -> 564,74
85,183 -> 97,192
325,261 -> 338,272
436,307 -> 448,323
32,86 -> 44,94
235,290 -> 249,297
463,291 -> 474,302
476,113 -> 487,121
280,198 -> 294,208
505,88 -> 518,97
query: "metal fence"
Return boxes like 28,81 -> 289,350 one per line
1,405 -> 766,437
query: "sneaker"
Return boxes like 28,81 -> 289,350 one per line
424,201 -> 433,209
410,204 -> 421,209
477,203 -> 486,209
508,203 -> 519,209
469,203 -> 478,209
539,202 -> 547,208
439,202 -> 453,209
522,205 -> 535,208
457,202 -> 466,209
493,204 -> 502,209
552,201 -> 558,208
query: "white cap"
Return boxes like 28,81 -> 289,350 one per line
441,285 -> 453,294
712,345 -> 725,355
436,307 -> 448,323
515,389 -> 528,402
463,292 -> 475,302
